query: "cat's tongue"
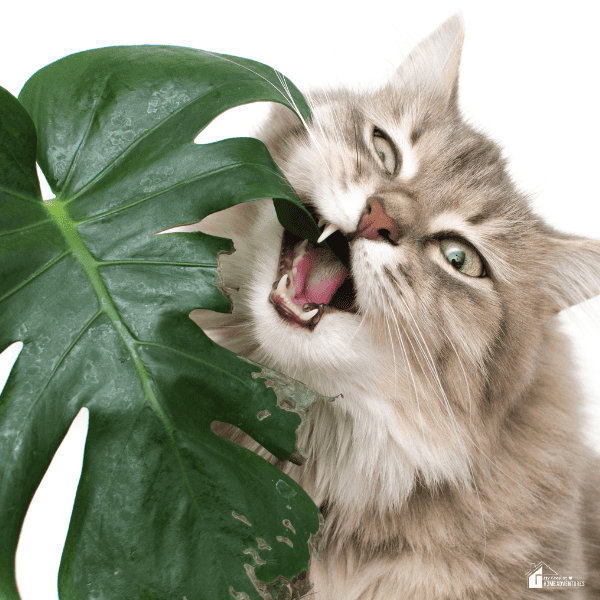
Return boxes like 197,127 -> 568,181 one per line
291,248 -> 347,307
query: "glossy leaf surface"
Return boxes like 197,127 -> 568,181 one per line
0,47 -> 323,600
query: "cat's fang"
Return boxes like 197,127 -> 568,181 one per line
269,288 -> 323,329
317,223 -> 339,244
299,308 -> 319,321
276,273 -> 289,294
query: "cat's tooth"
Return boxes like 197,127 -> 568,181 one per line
317,218 -> 325,228
295,239 -> 309,254
299,308 -> 319,321
292,241 -> 309,267
276,273 -> 289,294
317,223 -> 338,244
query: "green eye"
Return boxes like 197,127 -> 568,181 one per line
440,239 -> 485,278
373,131 -> 396,174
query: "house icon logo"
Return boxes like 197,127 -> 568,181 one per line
526,561 -> 585,588
527,562 -> 558,588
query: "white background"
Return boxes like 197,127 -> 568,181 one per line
1,1 -> 599,598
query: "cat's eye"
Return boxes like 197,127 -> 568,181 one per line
440,239 -> 485,278
372,130 -> 397,174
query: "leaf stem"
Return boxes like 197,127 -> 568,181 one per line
42,197 -> 172,433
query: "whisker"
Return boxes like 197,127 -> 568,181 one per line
348,309 -> 369,344
382,309 -> 398,398
352,109 -> 362,177
383,292 -> 425,441
275,75 -> 333,179
322,90 -> 348,170
393,293 -> 489,562
394,294 -> 476,496
443,331 -> 473,426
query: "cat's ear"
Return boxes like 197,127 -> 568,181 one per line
543,234 -> 600,312
393,14 -> 464,107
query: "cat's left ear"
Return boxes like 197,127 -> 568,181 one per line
543,234 -> 600,312
393,14 -> 464,108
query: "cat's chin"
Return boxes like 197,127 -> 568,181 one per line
250,297 -> 380,396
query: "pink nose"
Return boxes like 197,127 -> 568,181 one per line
355,198 -> 400,244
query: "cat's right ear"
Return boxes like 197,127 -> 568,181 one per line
393,14 -> 465,108
543,234 -> 600,313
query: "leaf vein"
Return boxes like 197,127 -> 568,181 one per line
73,161 -> 283,226
60,76 -> 111,195
60,81 -> 232,207
0,218 -> 52,239
0,251 -> 70,304
137,341 -> 254,390
98,259 -> 215,268
0,184 -> 40,204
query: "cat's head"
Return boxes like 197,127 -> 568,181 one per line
197,16 -> 600,456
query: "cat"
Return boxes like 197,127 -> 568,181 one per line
193,15 -> 600,599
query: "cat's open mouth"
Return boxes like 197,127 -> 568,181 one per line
269,229 -> 356,329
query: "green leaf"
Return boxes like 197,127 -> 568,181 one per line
0,47 -> 325,600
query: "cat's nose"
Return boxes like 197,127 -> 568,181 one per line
355,197 -> 400,244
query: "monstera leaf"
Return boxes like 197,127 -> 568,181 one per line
0,47 -> 326,600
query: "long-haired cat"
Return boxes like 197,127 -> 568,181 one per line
194,15 -> 600,599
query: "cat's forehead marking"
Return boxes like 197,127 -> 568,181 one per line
428,212 -> 476,235
428,211 -> 512,242
385,123 -> 418,181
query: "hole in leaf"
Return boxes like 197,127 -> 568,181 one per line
15,408 -> 89,600
0,341 -> 23,395
36,164 -> 54,201
194,101 -> 275,145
